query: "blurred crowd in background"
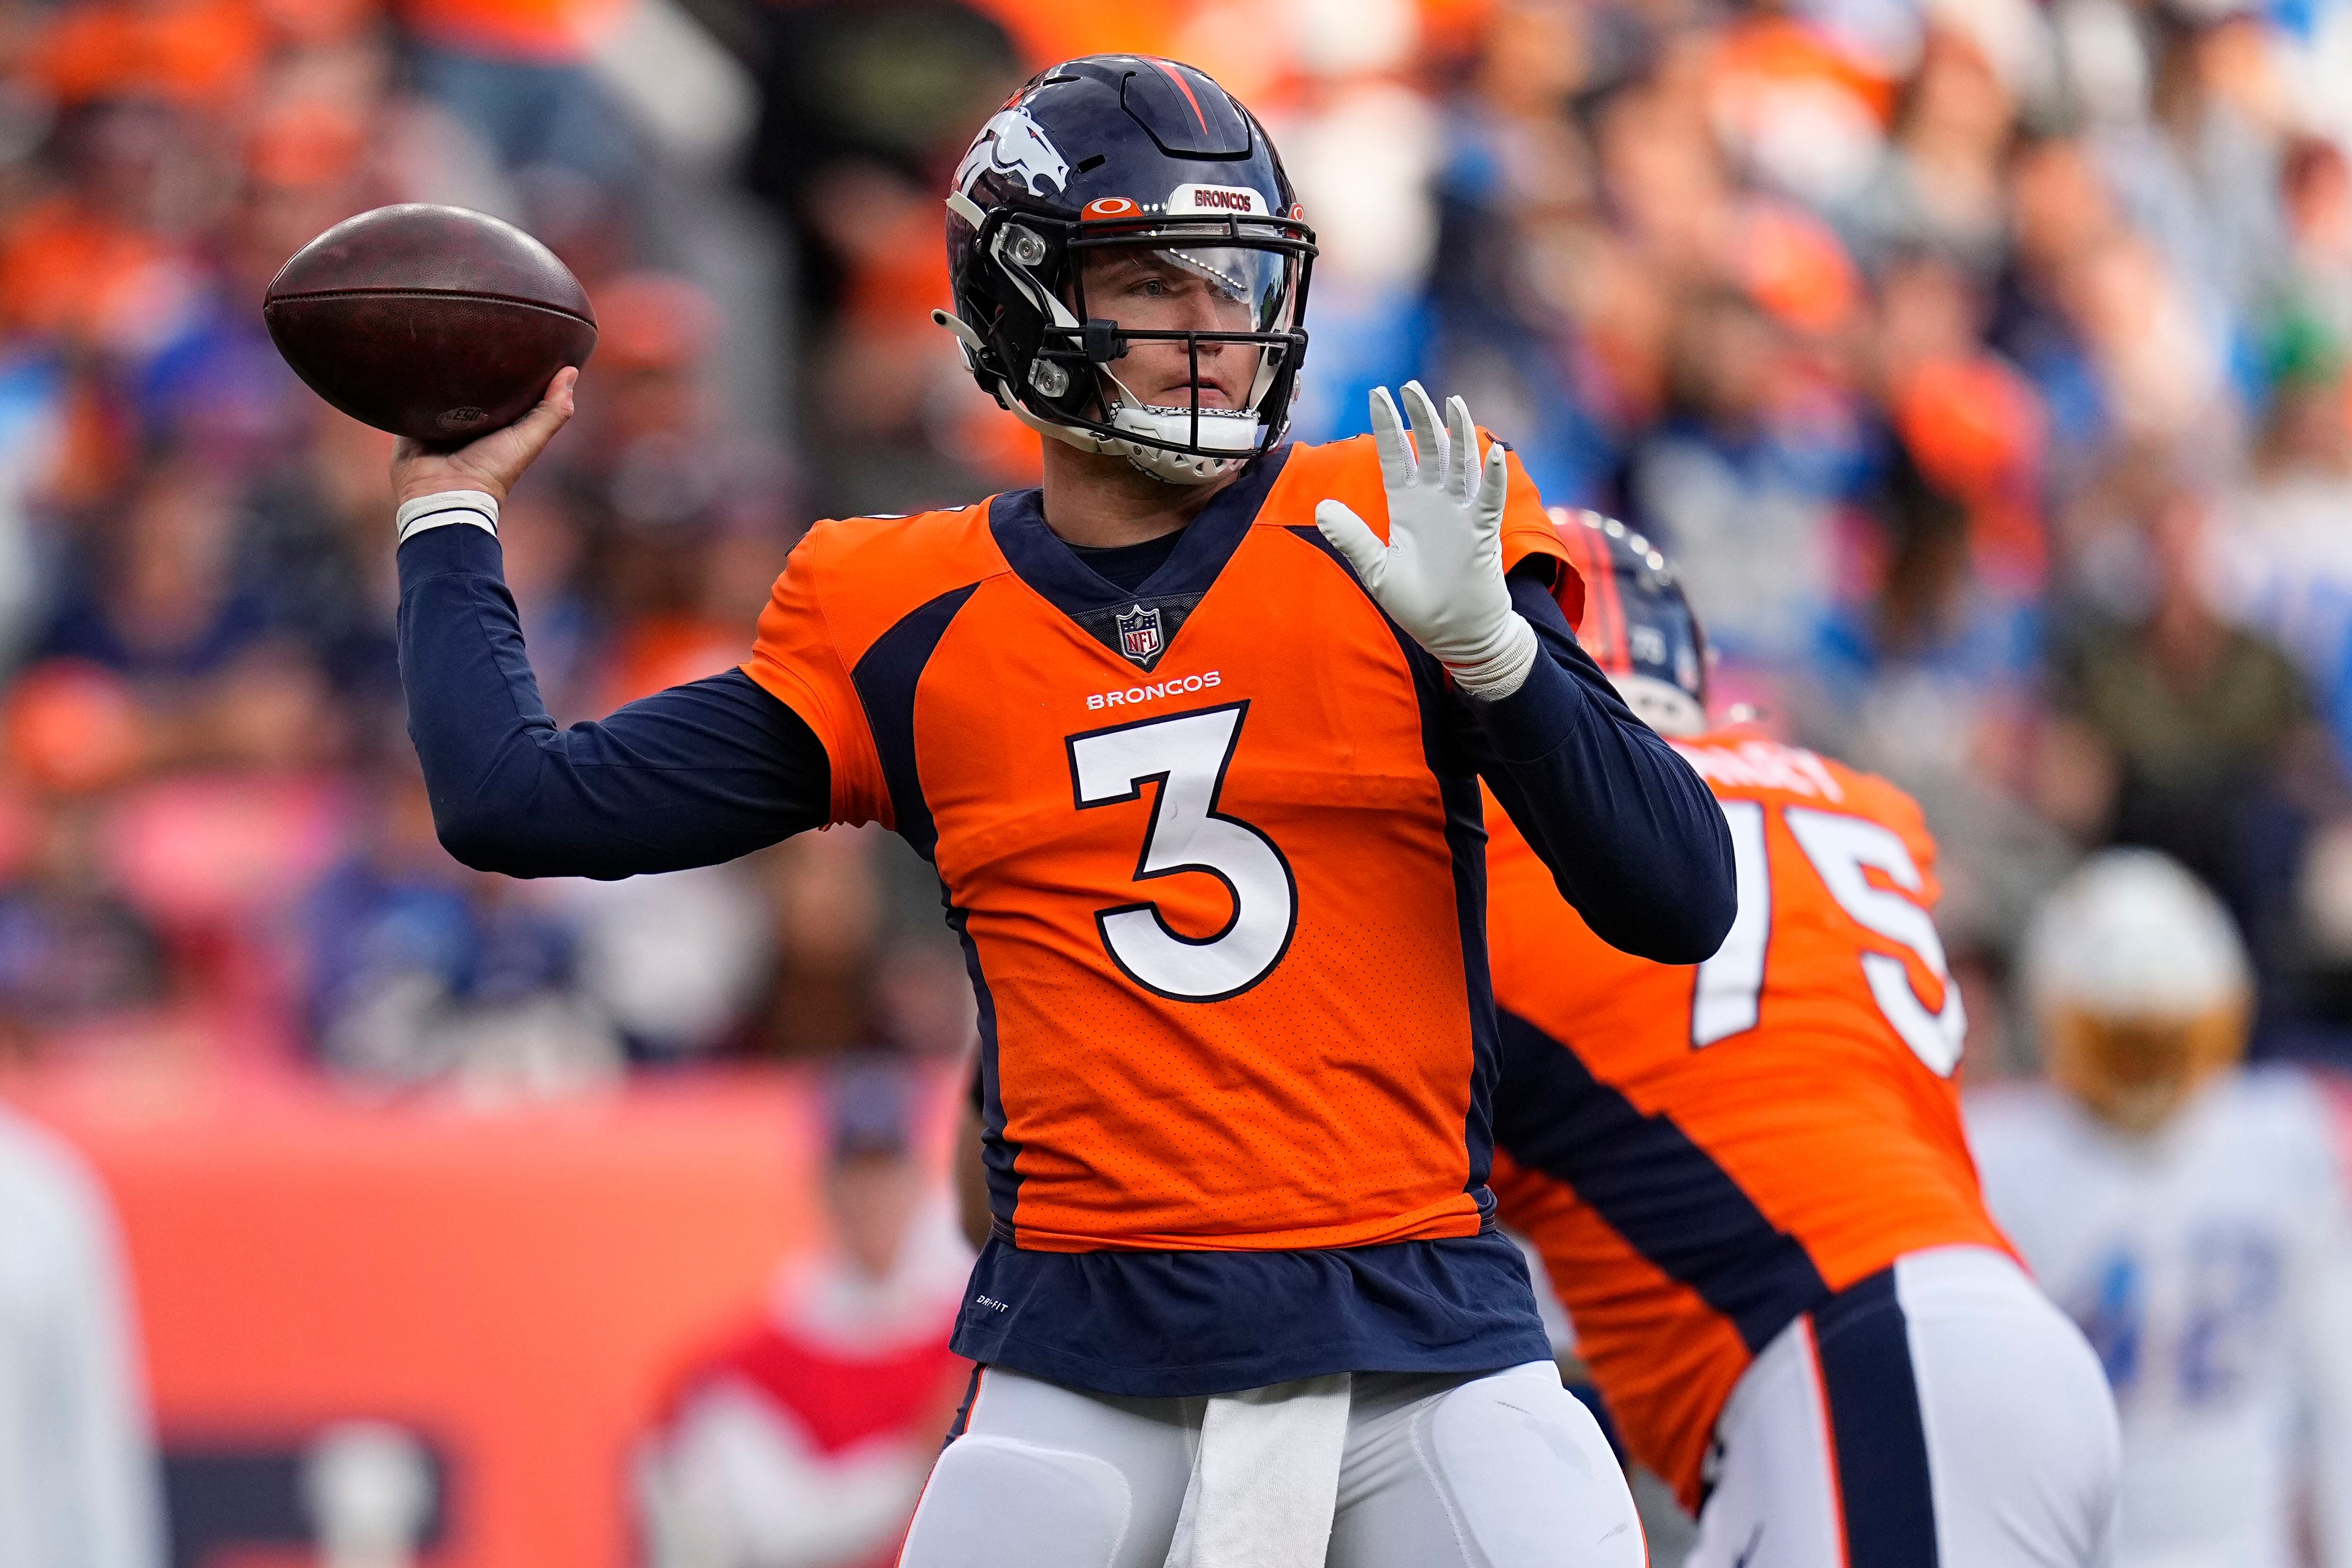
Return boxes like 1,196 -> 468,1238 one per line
3,0 -> 2352,1081
0,0 -> 2348,1078
2,0 -> 2352,1560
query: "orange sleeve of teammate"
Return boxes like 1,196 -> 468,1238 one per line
742,526 -> 891,828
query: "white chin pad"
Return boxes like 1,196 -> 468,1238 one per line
1113,404 -> 1264,454
1109,406 -> 1263,486
1611,674 -> 1708,737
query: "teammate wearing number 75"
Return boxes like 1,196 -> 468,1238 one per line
389,55 -> 1733,1568
1489,513 -> 2122,1568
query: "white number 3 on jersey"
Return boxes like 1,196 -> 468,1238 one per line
1692,800 -> 1967,1074
1068,703 -> 1299,1002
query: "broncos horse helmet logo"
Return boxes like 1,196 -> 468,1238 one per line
955,108 -> 1070,199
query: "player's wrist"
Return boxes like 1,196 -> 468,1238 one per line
1445,614 -> 1538,701
392,446 -> 511,507
395,489 -> 500,545
394,472 -> 504,506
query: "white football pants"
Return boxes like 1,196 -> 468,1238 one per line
1687,1245 -> 2122,1568
899,1359 -> 1645,1568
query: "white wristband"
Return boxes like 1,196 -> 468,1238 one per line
396,490 -> 499,545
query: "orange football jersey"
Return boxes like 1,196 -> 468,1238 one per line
1486,730 -> 2010,1507
745,436 -> 1574,1255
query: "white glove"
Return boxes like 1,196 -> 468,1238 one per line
1313,382 -> 1539,701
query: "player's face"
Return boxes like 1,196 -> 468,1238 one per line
1077,246 -> 1272,413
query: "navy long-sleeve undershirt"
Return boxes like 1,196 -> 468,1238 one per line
398,524 -> 830,879
1475,575 -> 1734,964
395,522 -> 1733,962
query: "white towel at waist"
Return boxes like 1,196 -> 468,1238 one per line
1164,1373 -> 1353,1568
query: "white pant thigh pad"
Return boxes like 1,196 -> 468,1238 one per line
899,1368 -> 1195,1568
1332,1361 -> 1645,1568
1896,1248 -> 2122,1568
899,1435 -> 1135,1568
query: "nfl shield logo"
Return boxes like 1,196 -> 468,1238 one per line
1117,604 -> 1163,664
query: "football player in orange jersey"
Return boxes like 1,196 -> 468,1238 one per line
1488,512 -> 2122,1568
384,56 -> 1734,1568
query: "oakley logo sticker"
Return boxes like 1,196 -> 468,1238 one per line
956,109 -> 1070,198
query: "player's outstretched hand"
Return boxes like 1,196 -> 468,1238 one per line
1313,381 -> 1539,700
390,366 -> 578,509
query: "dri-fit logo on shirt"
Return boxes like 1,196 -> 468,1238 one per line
1085,671 -> 1221,711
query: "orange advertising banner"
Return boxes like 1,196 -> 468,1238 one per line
8,1062 -> 859,1568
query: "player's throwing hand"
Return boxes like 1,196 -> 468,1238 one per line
390,366 -> 578,510
1314,381 -> 1538,700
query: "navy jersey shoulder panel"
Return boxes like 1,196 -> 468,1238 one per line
950,1231 -> 1552,1395
843,583 -> 1017,1228
1492,1008 -> 1829,1352
989,444 -> 1295,616
848,584 -> 981,863
951,892 -> 1020,1231
1446,771 -> 1499,1193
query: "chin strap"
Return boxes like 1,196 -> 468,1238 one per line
928,307 -> 989,361
933,307 -> 1114,461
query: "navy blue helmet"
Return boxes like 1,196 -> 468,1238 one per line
1550,508 -> 1710,736
933,56 -> 1316,484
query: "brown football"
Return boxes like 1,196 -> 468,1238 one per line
264,204 -> 597,443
